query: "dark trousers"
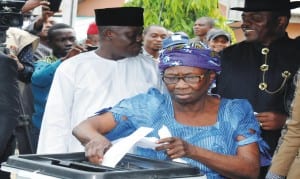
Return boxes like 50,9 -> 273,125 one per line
0,136 -> 16,179
259,166 -> 269,179
16,82 -> 35,154
30,125 -> 40,153
15,125 -> 34,154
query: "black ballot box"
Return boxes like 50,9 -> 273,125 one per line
1,152 -> 205,179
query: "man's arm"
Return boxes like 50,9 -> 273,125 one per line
31,60 -> 61,87
16,45 -> 35,83
24,2 -> 54,35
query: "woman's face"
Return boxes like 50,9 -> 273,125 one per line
163,66 -> 214,105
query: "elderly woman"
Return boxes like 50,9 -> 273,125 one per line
73,45 -> 267,179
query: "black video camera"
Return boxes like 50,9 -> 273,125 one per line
0,0 -> 25,27
0,0 -> 26,52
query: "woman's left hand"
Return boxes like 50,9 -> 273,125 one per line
155,137 -> 193,159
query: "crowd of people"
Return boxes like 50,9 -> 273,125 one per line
1,0 -> 300,178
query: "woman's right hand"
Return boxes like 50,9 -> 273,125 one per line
85,138 -> 112,164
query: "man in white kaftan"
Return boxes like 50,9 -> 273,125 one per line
37,52 -> 163,153
37,7 -> 164,154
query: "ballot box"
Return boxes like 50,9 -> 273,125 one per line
1,152 -> 205,179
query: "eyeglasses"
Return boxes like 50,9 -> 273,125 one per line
162,74 -> 206,84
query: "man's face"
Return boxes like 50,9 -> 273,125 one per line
241,11 -> 278,43
40,18 -> 56,38
110,26 -> 144,58
49,28 -> 76,58
143,26 -> 167,52
193,19 -> 212,37
86,34 -> 100,47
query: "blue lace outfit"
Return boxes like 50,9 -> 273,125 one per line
97,88 -> 270,179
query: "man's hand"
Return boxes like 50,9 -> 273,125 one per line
8,54 -> 24,71
61,45 -> 86,61
22,0 -> 55,31
22,0 -> 50,13
255,112 -> 287,130
8,46 -> 24,71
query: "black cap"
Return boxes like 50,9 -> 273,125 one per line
207,29 -> 231,42
95,7 -> 144,26
231,0 -> 300,12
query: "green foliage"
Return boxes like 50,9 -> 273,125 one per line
125,0 -> 235,42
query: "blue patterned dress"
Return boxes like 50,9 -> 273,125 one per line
97,88 -> 269,179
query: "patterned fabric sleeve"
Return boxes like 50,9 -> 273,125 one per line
102,88 -> 164,141
265,171 -> 286,179
17,45 -> 34,83
229,99 -> 271,166
230,99 -> 262,144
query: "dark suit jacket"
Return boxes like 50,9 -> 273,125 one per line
217,35 -> 300,156
0,53 -> 20,157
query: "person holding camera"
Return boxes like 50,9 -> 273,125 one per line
24,0 -> 57,61
0,0 -> 42,158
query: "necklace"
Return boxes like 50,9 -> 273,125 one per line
258,47 -> 291,94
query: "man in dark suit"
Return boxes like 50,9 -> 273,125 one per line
0,53 -> 20,179
216,0 -> 300,178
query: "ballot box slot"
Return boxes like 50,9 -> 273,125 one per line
40,156 -> 116,172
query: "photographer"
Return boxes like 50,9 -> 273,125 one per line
5,0 -> 51,155
24,0 -> 56,61
0,0 -> 41,164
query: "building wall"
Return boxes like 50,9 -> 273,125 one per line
287,23 -> 300,38
78,0 -> 125,17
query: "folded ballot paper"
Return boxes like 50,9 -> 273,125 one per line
101,127 -> 153,167
101,125 -> 186,168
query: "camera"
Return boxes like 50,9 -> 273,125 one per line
0,0 -> 25,27
0,0 -> 26,52
48,0 -> 62,12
